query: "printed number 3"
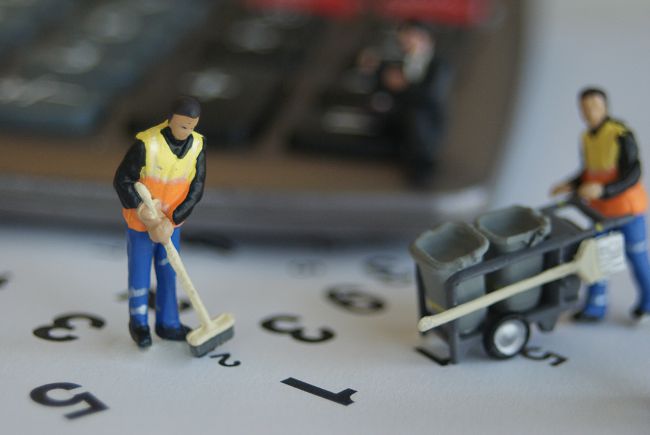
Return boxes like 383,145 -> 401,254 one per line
261,315 -> 335,343
33,313 -> 105,342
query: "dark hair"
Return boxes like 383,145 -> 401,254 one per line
579,87 -> 608,104
169,96 -> 201,119
398,20 -> 434,35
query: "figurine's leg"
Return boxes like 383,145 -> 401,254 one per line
573,281 -> 607,322
127,229 -> 154,324
402,110 -> 443,188
127,229 -> 155,347
153,228 -> 189,340
619,215 -> 650,317
404,110 -> 440,187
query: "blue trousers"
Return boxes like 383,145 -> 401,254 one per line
581,214 -> 650,318
127,228 -> 182,328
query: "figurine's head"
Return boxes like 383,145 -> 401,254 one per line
397,20 -> 434,56
168,96 -> 201,141
579,88 -> 608,130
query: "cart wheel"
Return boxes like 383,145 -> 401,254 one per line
483,315 -> 530,359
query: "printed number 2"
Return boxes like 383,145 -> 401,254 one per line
30,383 -> 108,420
210,353 -> 241,367
33,313 -> 105,342
261,315 -> 335,343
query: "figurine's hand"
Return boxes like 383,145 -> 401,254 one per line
382,67 -> 408,92
550,182 -> 573,196
357,48 -> 380,75
577,182 -> 604,200
137,199 -> 163,229
147,217 -> 174,244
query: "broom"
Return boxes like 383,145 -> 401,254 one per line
418,233 -> 626,333
135,182 -> 235,357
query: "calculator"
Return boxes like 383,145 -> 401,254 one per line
0,0 -> 521,238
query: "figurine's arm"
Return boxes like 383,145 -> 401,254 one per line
172,146 -> 206,224
601,131 -> 642,199
113,141 -> 146,209
567,170 -> 585,190
399,58 -> 451,110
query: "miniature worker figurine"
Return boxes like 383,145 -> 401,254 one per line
114,96 -> 206,347
381,20 -> 451,187
551,88 -> 650,321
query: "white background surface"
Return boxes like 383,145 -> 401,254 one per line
1,223 -> 649,435
3,1 -> 650,433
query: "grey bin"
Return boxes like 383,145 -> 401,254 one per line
410,222 -> 489,335
475,206 -> 551,312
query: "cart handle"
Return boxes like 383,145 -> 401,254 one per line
540,195 -> 607,224
441,196 -> 632,308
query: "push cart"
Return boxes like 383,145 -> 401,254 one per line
411,199 -> 631,364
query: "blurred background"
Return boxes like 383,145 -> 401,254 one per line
0,0 -> 648,241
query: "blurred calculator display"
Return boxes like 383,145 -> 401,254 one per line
0,0 -> 522,238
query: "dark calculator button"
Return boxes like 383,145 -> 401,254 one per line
0,0 -> 77,57
0,74 -> 109,134
290,106 -> 397,160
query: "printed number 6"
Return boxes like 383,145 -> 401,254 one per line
326,285 -> 386,314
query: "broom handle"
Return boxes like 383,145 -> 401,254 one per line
135,183 -> 212,327
161,240 -> 212,327
418,262 -> 577,332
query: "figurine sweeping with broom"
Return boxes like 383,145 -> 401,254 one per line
114,96 -> 234,356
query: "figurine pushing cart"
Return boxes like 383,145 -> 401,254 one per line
411,199 -> 631,364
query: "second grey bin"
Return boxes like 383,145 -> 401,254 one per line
410,222 -> 489,335
475,206 -> 551,312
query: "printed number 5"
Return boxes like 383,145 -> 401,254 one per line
30,383 -> 108,420
521,347 -> 568,366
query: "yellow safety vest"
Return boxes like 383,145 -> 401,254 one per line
581,120 -> 647,217
122,120 -> 204,231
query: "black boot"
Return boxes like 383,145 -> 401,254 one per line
631,306 -> 650,322
129,321 -> 152,348
572,310 -> 603,323
155,323 -> 191,341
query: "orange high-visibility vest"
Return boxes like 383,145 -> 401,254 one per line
122,121 -> 204,231
581,120 -> 647,217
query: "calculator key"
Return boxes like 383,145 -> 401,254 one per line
0,74 -> 108,134
290,106 -> 397,160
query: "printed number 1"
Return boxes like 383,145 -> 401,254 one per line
282,377 -> 356,406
